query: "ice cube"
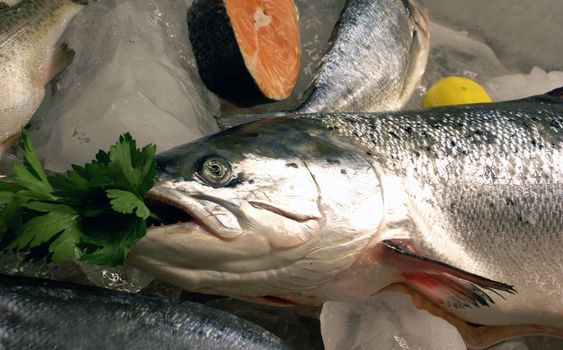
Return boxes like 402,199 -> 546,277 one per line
77,261 -> 153,293
320,292 -> 466,350
32,0 -> 220,172
0,253 -> 153,292
485,67 -> 563,101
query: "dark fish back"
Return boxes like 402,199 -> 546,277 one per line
0,275 -> 290,350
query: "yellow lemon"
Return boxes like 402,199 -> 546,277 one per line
422,76 -> 492,108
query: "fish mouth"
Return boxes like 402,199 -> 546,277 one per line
145,194 -> 194,227
144,190 -> 238,241
129,189 -> 317,290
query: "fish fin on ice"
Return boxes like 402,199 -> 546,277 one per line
47,43 -> 75,83
381,239 -> 517,309
382,283 -> 563,349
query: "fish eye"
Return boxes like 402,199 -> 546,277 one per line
196,155 -> 232,187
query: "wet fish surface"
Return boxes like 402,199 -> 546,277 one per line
0,0 -> 84,152
129,90 -> 563,348
0,274 -> 291,350
298,0 -> 429,113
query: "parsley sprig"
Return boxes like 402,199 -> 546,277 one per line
0,130 -> 157,266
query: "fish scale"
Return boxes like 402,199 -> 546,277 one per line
0,0 -> 84,149
0,274 -> 291,350
315,96 -> 562,327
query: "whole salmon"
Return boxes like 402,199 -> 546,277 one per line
129,90 -> 563,348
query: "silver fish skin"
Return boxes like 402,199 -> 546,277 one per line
128,91 -> 563,346
0,0 -> 84,150
0,274 -> 290,350
296,0 -> 429,113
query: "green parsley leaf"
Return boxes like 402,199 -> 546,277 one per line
11,131 -> 54,198
81,218 -> 146,266
0,129 -> 158,266
0,193 -> 23,243
7,205 -> 78,251
106,189 -> 150,219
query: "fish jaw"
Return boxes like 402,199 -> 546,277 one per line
0,0 -> 85,145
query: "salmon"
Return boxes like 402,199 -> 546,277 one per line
188,0 -> 301,107
129,89 -> 563,348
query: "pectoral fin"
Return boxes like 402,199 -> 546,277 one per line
381,239 -> 516,309
47,43 -> 75,83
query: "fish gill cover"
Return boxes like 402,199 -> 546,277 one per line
0,130 -> 157,266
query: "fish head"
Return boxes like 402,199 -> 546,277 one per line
128,117 -> 384,305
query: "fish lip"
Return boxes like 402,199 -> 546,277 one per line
144,189 -> 236,241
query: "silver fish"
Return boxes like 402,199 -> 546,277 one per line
0,274 -> 290,350
298,0 -> 429,113
129,90 -> 563,348
0,0 -> 84,152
